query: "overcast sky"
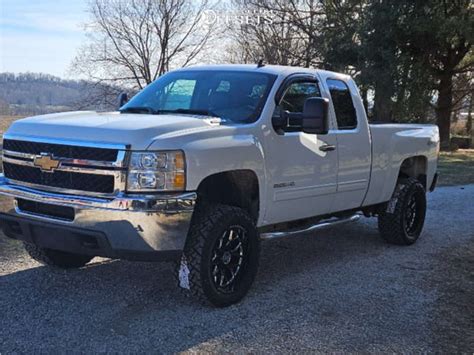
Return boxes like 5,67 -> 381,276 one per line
0,0 -> 88,78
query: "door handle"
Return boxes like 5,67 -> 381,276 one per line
319,144 -> 336,152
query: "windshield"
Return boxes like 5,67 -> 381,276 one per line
120,70 -> 277,123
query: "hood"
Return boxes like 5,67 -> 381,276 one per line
6,111 -> 223,150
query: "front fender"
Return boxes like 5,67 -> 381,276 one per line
184,133 -> 265,187
148,127 -> 267,222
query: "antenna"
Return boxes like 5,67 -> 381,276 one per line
257,59 -> 265,68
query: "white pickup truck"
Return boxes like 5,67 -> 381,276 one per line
0,64 -> 439,307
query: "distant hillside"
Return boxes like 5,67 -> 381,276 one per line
0,73 -> 124,116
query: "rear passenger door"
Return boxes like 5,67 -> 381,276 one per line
323,77 -> 371,212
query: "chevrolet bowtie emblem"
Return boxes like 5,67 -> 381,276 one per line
34,154 -> 61,172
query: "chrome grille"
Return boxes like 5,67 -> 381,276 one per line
3,139 -> 119,162
3,162 -> 116,194
2,135 -> 128,196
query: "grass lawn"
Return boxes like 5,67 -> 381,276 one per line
438,149 -> 474,187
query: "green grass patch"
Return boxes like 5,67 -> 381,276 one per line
438,149 -> 474,186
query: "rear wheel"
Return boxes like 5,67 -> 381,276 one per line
24,243 -> 94,269
378,177 -> 427,245
177,203 -> 260,307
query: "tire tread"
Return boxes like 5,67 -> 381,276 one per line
178,203 -> 259,307
378,177 -> 426,245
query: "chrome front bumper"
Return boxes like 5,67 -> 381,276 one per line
0,175 -> 196,261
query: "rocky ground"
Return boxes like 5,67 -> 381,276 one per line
0,184 -> 473,353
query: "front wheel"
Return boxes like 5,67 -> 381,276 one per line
378,177 -> 427,245
177,203 -> 260,307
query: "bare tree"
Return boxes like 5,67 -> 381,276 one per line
226,0 -> 325,67
451,70 -> 474,120
71,81 -> 125,111
72,0 -> 216,89
0,98 -> 11,116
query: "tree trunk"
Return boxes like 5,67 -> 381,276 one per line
373,79 -> 393,122
468,93 -> 473,148
435,73 -> 453,150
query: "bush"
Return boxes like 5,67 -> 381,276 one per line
451,137 -> 471,149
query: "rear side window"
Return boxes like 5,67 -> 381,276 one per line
327,79 -> 357,130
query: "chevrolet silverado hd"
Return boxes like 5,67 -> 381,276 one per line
0,64 -> 439,307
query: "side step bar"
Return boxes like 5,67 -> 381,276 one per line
260,214 -> 361,241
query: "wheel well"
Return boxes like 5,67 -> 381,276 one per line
399,156 -> 428,188
196,170 -> 260,222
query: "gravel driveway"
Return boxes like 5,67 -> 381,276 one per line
1,185 -> 473,353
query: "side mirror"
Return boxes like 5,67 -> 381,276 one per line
118,92 -> 128,109
302,97 -> 329,134
271,109 -> 288,135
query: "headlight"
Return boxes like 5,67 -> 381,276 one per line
127,151 -> 185,192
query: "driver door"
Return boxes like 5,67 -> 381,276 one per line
263,76 -> 338,225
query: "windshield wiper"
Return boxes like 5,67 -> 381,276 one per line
155,108 -> 220,118
120,106 -> 156,114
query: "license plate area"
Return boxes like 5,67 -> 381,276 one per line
16,199 -> 75,222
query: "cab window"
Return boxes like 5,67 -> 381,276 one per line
280,82 -> 321,113
274,81 -> 321,132
326,79 -> 357,130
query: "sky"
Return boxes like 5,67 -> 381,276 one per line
0,0 -> 88,78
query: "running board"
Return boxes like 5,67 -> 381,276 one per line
260,214 -> 361,240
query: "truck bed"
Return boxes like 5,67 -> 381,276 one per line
363,124 -> 439,206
